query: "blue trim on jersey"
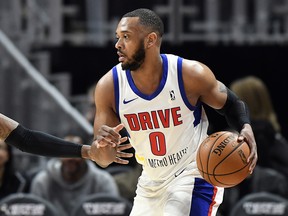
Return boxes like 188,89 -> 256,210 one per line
193,102 -> 202,127
190,178 -> 216,216
112,66 -> 120,119
177,57 -> 196,111
177,57 -> 202,127
125,54 -> 168,101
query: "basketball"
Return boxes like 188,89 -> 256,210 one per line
196,131 -> 251,188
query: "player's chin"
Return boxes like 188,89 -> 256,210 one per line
121,62 -> 127,68
121,61 -> 131,70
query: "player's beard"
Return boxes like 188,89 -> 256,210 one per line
121,40 -> 145,71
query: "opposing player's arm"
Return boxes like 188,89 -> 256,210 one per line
1,111 -> 131,166
90,70 -> 132,168
1,113 -> 86,158
0,113 -> 19,140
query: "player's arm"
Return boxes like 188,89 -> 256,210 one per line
89,70 -> 132,168
1,113 -> 85,158
182,59 -> 257,173
0,112 -> 132,162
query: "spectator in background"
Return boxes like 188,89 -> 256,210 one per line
0,140 -> 28,199
12,148 -> 49,192
230,75 -> 288,178
29,134 -> 119,216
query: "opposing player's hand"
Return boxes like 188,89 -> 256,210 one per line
237,123 -> 258,174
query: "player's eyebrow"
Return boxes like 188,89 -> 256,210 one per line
116,29 -> 131,34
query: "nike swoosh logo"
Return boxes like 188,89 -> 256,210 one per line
174,168 -> 186,177
123,97 -> 138,104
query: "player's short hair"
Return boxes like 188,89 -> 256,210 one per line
123,8 -> 164,37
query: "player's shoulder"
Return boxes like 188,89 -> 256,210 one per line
99,67 -> 114,82
180,57 -> 216,93
161,53 -> 213,82
182,58 -> 212,80
163,53 -> 208,71
96,68 -> 115,93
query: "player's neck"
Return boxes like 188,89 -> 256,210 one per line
130,55 -> 163,95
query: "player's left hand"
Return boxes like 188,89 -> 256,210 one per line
237,123 -> 258,174
96,124 -> 127,148
89,124 -> 133,167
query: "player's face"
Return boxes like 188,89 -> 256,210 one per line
121,39 -> 145,71
61,158 -> 87,178
115,17 -> 147,71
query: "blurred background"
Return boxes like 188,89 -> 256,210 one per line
0,0 -> 287,138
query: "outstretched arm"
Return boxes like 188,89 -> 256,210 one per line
0,113 -> 132,163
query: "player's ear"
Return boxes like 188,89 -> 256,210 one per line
146,32 -> 157,48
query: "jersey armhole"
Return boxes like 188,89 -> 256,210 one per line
177,57 -> 203,126
112,66 -> 120,120
177,57 -> 196,111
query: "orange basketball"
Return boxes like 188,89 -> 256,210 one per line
196,131 -> 251,188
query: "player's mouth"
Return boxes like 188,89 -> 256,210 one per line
117,51 -> 125,62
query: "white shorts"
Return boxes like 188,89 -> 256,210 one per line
129,163 -> 224,216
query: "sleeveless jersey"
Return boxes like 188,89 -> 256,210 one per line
112,54 -> 209,181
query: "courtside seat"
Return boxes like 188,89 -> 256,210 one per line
229,192 -> 288,216
0,193 -> 58,216
71,193 -> 132,216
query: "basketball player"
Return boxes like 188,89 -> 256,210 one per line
0,113 -> 133,164
92,8 -> 258,216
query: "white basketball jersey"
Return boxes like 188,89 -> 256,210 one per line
112,54 -> 209,181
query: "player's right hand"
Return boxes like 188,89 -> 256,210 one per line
238,123 -> 258,174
